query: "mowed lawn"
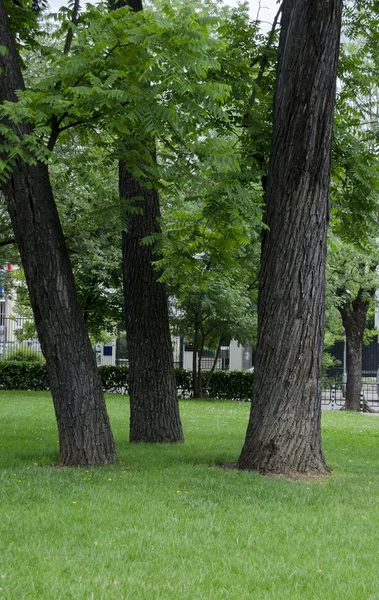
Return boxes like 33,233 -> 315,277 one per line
0,392 -> 379,600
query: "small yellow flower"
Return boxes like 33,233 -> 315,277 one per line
18,480 -> 22,483
26,466 -> 30,470
12,474 -> 16,477
317,569 -> 323,573
33,462 -> 38,466
176,490 -> 181,494
107,478 -> 112,481
72,501 -> 77,505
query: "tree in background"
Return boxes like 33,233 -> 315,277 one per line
239,0 -> 342,475
328,240 -> 378,410
326,8 -> 379,410
159,135 -> 261,397
111,0 -> 184,443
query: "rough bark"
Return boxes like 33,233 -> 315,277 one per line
238,0 -> 342,475
0,0 -> 117,466
120,163 -> 184,442
338,289 -> 372,411
111,0 -> 183,442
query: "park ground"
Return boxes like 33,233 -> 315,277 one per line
0,391 -> 379,599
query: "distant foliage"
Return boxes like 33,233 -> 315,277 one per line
0,363 -> 253,400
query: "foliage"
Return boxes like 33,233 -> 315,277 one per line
98,365 -> 129,394
51,143 -> 124,340
327,232 -> 379,344
0,360 -> 48,390
332,6 -> 379,246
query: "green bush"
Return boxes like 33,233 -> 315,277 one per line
98,366 -> 129,393
206,370 -> 253,401
0,362 -> 253,400
175,369 -> 193,398
0,361 -> 49,391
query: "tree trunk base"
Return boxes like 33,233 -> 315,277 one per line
220,461 -> 330,480
341,401 -> 377,413
237,458 -> 331,478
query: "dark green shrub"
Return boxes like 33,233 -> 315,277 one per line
206,370 -> 253,401
0,361 -> 253,401
175,369 -> 193,398
98,366 -> 129,393
0,361 -> 49,390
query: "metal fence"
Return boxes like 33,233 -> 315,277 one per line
322,379 -> 379,410
0,317 -> 42,360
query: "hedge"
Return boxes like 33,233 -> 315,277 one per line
0,362 -> 253,401
0,361 -> 49,391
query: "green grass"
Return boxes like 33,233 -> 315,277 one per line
1,392 -> 379,600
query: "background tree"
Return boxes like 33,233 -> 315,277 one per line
114,0 -> 183,443
159,134 -> 261,397
328,240 -> 378,410
326,9 -> 379,409
238,0 -> 343,475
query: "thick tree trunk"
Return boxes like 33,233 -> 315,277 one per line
239,0 -> 342,475
120,163 -> 184,442
0,0 -> 117,466
338,291 -> 371,411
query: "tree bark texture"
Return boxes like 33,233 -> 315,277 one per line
112,0 -> 183,442
0,0 -> 117,466
338,290 -> 372,411
239,0 -> 342,475
120,163 -> 184,442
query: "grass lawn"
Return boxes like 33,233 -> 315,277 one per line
1,392 -> 379,599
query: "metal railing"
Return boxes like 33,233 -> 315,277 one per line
321,380 -> 379,410
0,317 -> 42,361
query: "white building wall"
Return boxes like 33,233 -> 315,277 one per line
229,339 -> 243,371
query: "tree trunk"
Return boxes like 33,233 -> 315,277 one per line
120,163 -> 184,442
204,337 -> 223,395
192,312 -> 201,398
0,0 -> 117,466
338,290 -> 371,411
112,0 -> 183,443
238,0 -> 342,475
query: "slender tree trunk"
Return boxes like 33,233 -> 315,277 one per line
204,337 -> 223,395
120,164 -> 184,442
0,0 -> 117,466
239,0 -> 342,475
192,312 -> 200,398
338,290 -> 372,411
196,331 -> 205,398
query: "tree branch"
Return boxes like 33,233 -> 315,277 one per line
0,237 -> 16,247
244,3 -> 282,119
63,0 -> 81,55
